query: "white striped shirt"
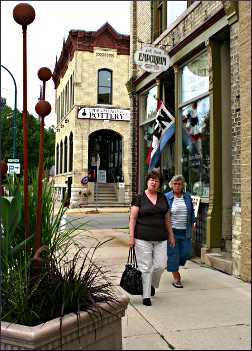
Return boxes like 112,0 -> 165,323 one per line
171,196 -> 187,229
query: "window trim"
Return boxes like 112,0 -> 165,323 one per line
97,68 -> 113,105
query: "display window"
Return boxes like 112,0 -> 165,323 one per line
140,86 -> 158,124
180,52 -> 210,198
181,51 -> 209,104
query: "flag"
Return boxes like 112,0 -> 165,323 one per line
148,100 -> 175,171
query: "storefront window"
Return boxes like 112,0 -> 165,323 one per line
181,51 -> 209,103
141,86 -> 157,123
181,96 -> 210,197
162,137 -> 175,192
142,121 -> 156,177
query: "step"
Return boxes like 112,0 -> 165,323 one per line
94,194 -> 117,199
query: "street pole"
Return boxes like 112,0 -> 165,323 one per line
1,65 -> 17,159
13,3 -> 35,240
34,67 -> 52,272
34,99 -> 51,272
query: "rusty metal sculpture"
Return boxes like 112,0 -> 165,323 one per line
13,3 -> 36,240
34,99 -> 51,269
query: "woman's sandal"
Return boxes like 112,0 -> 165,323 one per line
172,280 -> 183,288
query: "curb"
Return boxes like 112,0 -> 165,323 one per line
65,207 -> 130,215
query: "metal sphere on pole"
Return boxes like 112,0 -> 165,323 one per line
0,65 -> 17,159
37,67 -> 52,100
13,3 -> 35,240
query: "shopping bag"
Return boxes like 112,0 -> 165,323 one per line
120,247 -> 143,295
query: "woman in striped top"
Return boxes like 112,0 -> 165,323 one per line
165,175 -> 196,288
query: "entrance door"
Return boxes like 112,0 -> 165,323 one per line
88,130 -> 122,183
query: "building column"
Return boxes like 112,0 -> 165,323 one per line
173,64 -> 181,174
205,39 -> 222,249
239,0 -> 251,282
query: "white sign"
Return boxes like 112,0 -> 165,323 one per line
119,182 -> 125,188
8,158 -> 19,163
134,46 -> 170,73
97,170 -> 106,183
7,163 -> 20,174
78,107 -> 130,121
95,50 -> 116,58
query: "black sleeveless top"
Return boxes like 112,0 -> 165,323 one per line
131,192 -> 169,241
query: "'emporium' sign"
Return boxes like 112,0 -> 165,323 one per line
78,107 -> 130,121
134,46 -> 170,73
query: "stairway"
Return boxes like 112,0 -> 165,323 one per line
92,183 -> 118,206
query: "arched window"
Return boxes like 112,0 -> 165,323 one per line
69,132 -> 73,172
98,69 -> 112,105
60,141 -> 63,174
56,144 -> 59,175
64,136 -> 68,173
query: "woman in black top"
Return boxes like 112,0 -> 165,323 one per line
129,170 -> 175,306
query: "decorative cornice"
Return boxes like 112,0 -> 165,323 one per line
168,8 -> 226,57
132,6 -> 226,90
222,1 -> 239,25
53,22 -> 130,88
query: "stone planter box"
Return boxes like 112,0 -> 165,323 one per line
0,293 -> 129,350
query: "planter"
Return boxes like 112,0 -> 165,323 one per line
0,292 -> 129,350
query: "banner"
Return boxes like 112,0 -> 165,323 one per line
148,100 -> 175,171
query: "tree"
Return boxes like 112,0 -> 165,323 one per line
0,104 -> 55,177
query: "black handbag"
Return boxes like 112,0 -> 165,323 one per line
120,247 -> 143,295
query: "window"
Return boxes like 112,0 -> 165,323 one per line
153,0 -> 167,40
140,85 -> 158,124
64,136 -> 68,173
56,144 -> 59,174
181,51 -> 209,103
139,85 -> 159,189
98,69 -> 112,104
167,1 -> 187,27
69,132 -> 73,172
180,51 -> 209,198
60,141 -> 63,174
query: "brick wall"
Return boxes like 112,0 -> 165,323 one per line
239,0 -> 251,282
230,22 -> 241,206
230,20 -> 241,277
129,0 -> 138,198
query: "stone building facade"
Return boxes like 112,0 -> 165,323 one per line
53,23 -> 131,208
128,1 -> 250,281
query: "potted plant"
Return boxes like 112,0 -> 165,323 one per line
0,175 -> 129,350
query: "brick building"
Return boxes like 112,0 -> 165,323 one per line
53,23 -> 131,208
128,1 -> 250,281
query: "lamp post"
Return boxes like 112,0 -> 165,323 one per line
13,3 -> 35,240
34,67 -> 52,268
1,65 -> 17,159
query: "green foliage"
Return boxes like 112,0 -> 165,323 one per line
0,104 -> 55,175
1,175 -> 117,328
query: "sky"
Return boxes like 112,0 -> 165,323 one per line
1,0 -> 130,128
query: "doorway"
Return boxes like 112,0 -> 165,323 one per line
88,129 -> 123,183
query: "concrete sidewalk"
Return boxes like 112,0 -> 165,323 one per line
54,205 -> 130,215
74,228 -> 251,350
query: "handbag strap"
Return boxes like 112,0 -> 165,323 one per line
127,247 -> 138,268
132,246 -> 139,269
127,247 -> 133,264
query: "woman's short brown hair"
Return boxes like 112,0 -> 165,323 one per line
145,169 -> 163,188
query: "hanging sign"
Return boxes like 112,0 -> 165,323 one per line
134,46 -> 170,73
78,107 -> 130,121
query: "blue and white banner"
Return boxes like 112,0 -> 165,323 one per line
148,100 -> 175,171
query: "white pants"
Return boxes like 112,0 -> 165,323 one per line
134,239 -> 167,299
